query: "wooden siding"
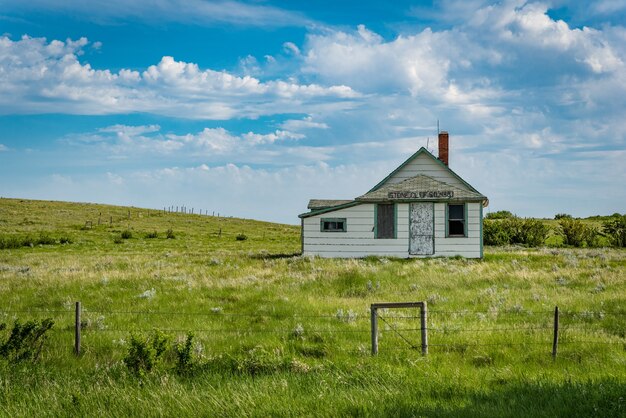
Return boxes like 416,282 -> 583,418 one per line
383,153 -> 466,188
303,203 -> 410,258
432,202 -> 481,258
303,202 -> 483,259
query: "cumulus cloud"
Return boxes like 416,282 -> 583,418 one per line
67,124 -> 308,162
0,35 -> 359,119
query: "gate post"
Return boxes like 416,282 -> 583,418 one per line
371,305 -> 379,355
420,301 -> 428,355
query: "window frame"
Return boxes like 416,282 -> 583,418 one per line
446,203 -> 467,237
320,218 -> 347,233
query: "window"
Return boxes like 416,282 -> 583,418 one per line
376,204 -> 395,239
448,204 -> 466,236
321,218 -> 347,232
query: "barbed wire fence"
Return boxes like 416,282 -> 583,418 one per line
0,303 -> 624,358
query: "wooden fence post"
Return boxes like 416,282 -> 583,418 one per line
75,301 -> 81,356
371,305 -> 378,355
421,301 -> 428,355
552,306 -> 559,359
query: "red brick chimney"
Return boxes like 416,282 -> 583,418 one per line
438,131 -> 449,166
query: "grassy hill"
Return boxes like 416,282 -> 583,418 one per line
0,198 -> 624,417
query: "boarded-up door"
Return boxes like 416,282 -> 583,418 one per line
410,202 -> 434,255
376,204 -> 395,239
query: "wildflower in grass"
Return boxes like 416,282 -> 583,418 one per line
138,288 -> 156,299
292,323 -> 304,339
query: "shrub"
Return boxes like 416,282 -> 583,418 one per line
59,236 -> 73,244
560,218 -> 599,247
603,215 -> 626,247
36,233 -> 56,245
145,231 -> 158,239
123,330 -> 170,377
516,218 -> 549,247
166,229 -> 175,239
113,236 -> 123,244
0,318 -> 54,361
236,233 -> 248,241
0,236 -> 22,249
234,346 -> 284,376
555,213 -> 573,220
174,333 -> 195,375
21,236 -> 35,247
483,217 -> 549,247
485,210 -> 514,220
121,230 -> 132,239
483,220 -> 511,246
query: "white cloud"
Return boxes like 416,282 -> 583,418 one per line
282,42 -> 301,56
279,116 -> 329,131
0,36 -> 360,119
0,144 -> 8,151
0,0 -> 311,27
68,125 -> 308,161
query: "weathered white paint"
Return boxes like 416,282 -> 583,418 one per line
409,202 -> 434,255
301,147 -> 485,259
383,152 -> 466,188
303,201 -> 483,258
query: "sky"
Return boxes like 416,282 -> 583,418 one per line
0,0 -> 624,224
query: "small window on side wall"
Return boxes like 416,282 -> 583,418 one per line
321,218 -> 347,232
448,204 -> 466,237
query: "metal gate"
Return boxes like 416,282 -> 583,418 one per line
409,202 -> 434,255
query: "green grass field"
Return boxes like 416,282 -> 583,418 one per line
0,198 -> 624,417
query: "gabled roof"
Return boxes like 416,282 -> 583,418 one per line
300,145 -> 489,219
367,147 -> 483,195
357,174 -> 487,202
307,199 -> 354,210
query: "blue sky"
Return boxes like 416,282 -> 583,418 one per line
0,0 -> 624,223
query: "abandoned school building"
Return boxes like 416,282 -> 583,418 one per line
299,132 -> 488,258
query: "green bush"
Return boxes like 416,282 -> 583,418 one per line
174,333 -> 195,375
59,236 -> 73,244
517,218 -> 549,247
485,210 -> 514,220
483,220 -> 511,246
555,213 -> 573,220
0,318 -> 54,361
560,218 -> 599,247
483,217 -> 549,247
603,215 -> 626,247
166,229 -> 175,239
145,231 -> 158,239
123,330 -> 170,377
236,233 -> 248,241
0,233 -> 72,249
36,233 -> 56,245
121,230 -> 132,239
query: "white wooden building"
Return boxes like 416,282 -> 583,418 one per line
299,132 -> 488,258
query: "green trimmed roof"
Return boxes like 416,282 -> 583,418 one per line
356,174 -> 487,202
299,200 -> 359,218
307,199 -> 354,210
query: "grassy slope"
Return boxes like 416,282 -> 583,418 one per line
0,198 -> 624,417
